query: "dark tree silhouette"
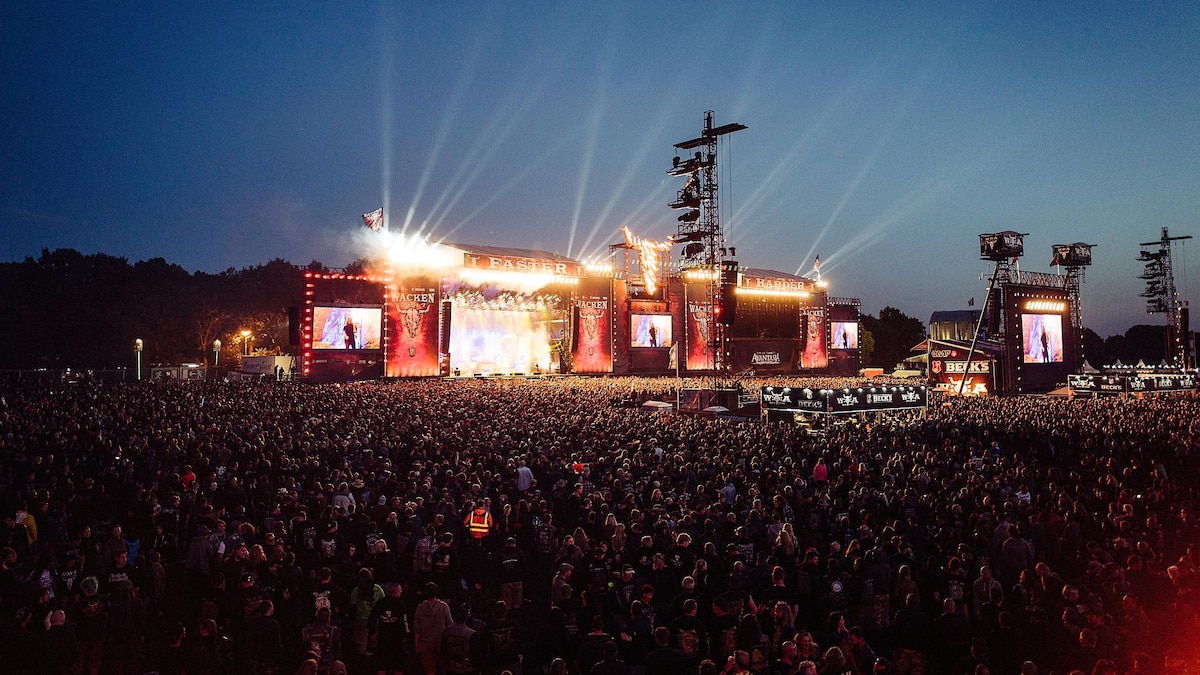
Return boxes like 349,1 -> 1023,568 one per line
860,307 -> 926,370
0,249 -> 309,369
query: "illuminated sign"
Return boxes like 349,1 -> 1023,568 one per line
944,361 -> 991,374
463,254 -> 580,277
946,376 -> 989,396
1024,300 -> 1066,313
742,275 -> 811,293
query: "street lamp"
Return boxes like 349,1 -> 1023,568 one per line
241,330 -> 252,356
213,339 -> 221,367
134,338 -> 143,380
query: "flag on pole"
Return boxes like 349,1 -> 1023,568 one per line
813,255 -> 821,272
968,297 -> 975,307
362,207 -> 384,231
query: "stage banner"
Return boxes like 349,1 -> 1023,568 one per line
827,386 -> 927,414
730,339 -> 796,373
685,283 -> 716,371
761,386 -> 829,412
573,279 -> 612,373
1132,373 -> 1196,392
800,306 -> 827,369
1070,373 -> 1196,395
386,281 -> 441,377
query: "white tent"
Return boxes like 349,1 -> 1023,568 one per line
641,400 -> 674,410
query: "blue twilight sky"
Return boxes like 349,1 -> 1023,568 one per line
3,2 -> 1198,337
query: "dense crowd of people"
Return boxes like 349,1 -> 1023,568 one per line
0,376 -> 1198,675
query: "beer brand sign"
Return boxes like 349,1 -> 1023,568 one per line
760,386 -> 928,414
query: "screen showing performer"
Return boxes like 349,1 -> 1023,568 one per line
312,306 -> 382,350
630,314 -> 672,348
830,321 -> 859,350
1021,313 -> 1064,364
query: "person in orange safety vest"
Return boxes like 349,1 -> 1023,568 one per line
464,500 -> 493,540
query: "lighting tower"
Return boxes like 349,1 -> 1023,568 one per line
669,110 -> 745,372
1051,242 -> 1095,333
963,231 -> 1027,394
1139,227 -> 1192,367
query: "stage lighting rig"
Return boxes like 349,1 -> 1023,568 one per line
1138,227 -> 1193,367
1050,242 -> 1095,336
667,111 -> 746,373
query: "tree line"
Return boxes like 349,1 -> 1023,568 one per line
0,249 -> 320,370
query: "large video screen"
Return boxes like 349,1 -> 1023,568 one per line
831,321 -> 858,350
631,314 -> 672,349
312,306 -> 383,350
1021,313 -> 1064,364
449,306 -> 554,376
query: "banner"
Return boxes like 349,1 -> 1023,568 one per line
1069,373 -> 1196,395
729,339 -> 796,373
760,387 -> 829,412
827,386 -> 927,414
761,385 -> 927,414
386,281 -> 441,377
572,287 -> 613,373
685,283 -> 716,371
800,306 -> 827,369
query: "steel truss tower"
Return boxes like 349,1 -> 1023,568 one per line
1139,227 -> 1192,367
669,110 -> 745,372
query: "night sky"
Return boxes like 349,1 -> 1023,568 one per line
3,2 -> 1198,337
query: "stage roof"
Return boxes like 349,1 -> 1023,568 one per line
443,242 -> 578,264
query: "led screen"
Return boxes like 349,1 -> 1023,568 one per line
631,314 -> 673,348
312,306 -> 383,350
449,306 -> 554,376
831,321 -> 858,350
1022,313 -> 1064,364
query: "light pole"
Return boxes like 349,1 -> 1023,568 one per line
213,339 -> 221,367
134,338 -> 143,380
241,330 -> 252,356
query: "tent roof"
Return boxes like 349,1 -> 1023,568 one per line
911,337 -> 1002,357
930,310 -> 982,324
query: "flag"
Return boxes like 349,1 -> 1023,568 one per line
362,207 -> 384,231
813,255 -> 821,271
968,297 -> 975,307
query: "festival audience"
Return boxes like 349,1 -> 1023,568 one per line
0,376 -> 1197,675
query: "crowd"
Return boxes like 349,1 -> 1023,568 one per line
0,376 -> 1198,675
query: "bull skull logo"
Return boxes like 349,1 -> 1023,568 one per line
807,314 -> 822,342
579,306 -> 605,339
396,301 -> 432,339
